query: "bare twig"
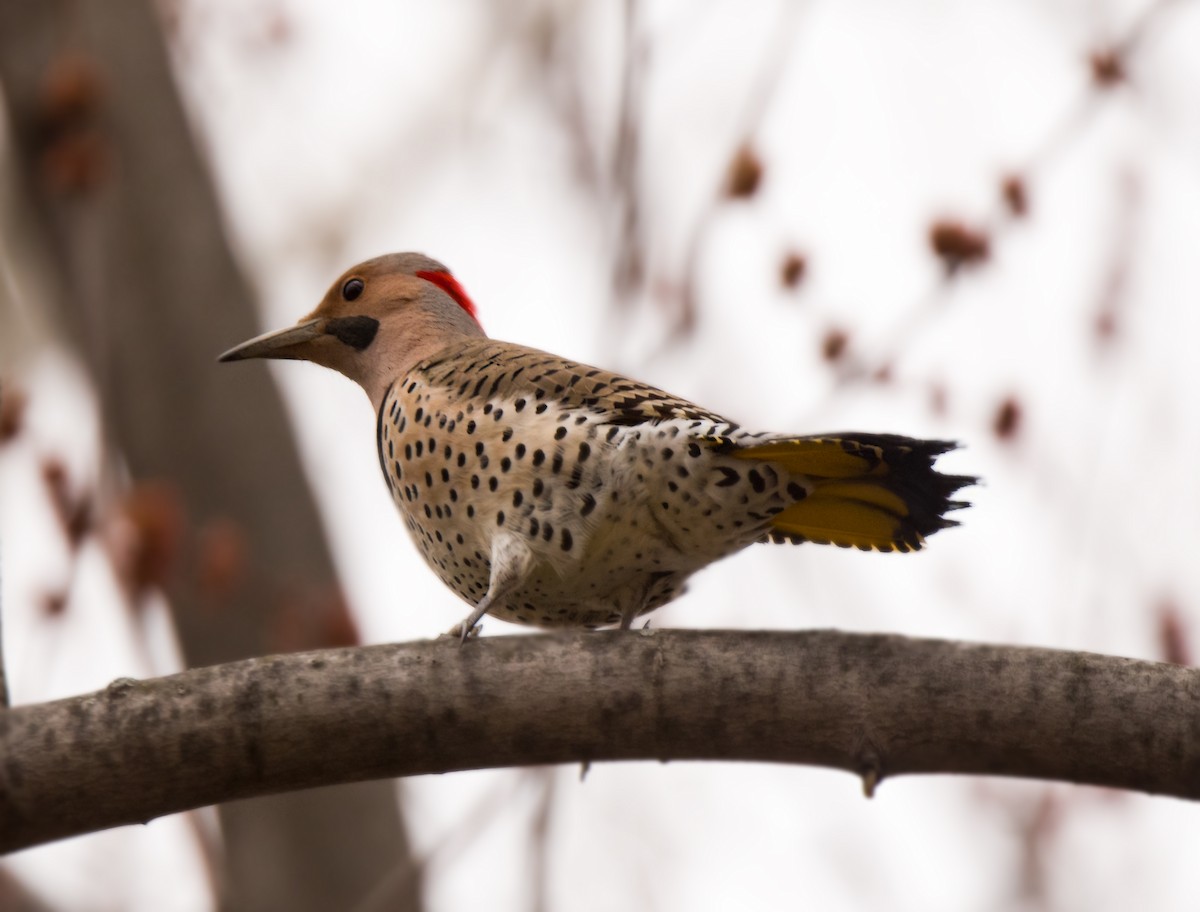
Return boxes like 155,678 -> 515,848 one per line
674,1 -> 807,337
2,629 -> 1198,854
849,0 -> 1188,384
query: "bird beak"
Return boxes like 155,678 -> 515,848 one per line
218,319 -> 325,362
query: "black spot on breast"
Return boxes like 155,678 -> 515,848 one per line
716,467 -> 740,487
561,528 -> 573,551
787,482 -> 807,500
748,469 -> 766,493
580,493 -> 596,516
554,426 -> 568,441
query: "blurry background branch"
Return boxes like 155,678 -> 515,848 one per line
2,629 -> 1197,854
0,1 -> 418,909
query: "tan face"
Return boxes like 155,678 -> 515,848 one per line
219,261 -> 430,366
219,253 -> 484,409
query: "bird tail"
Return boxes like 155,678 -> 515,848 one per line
732,433 -> 975,552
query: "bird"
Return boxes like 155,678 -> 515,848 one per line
220,253 -> 974,639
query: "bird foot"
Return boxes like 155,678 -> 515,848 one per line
442,619 -> 483,643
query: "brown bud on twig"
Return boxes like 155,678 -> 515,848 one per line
1089,49 -> 1125,88
780,252 -> 807,289
0,385 -> 26,444
38,52 -> 109,195
1095,309 -> 1118,342
726,144 -> 763,199
993,396 -> 1021,441
41,459 -> 92,548
112,481 -> 185,597
821,328 -> 849,363
930,220 -> 990,273
1001,175 -> 1029,218
195,518 -> 249,601
42,593 -> 68,618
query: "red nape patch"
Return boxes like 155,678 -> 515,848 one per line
416,270 -> 479,325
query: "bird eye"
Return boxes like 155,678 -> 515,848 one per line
342,278 -> 364,301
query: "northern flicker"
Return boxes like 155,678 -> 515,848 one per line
220,253 -> 973,638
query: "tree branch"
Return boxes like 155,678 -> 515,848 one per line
1,629 -> 1196,853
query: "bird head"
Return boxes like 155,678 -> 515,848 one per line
219,252 -> 484,408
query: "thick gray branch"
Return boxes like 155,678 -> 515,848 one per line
2,629 -> 1197,853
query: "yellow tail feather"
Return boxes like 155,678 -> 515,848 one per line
770,496 -> 919,552
731,433 -> 974,552
732,437 -> 887,478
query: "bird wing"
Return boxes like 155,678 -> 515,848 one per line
416,339 -> 735,429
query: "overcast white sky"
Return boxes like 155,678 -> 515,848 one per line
5,0 -> 1200,909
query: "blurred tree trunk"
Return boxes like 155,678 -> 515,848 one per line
0,2 -> 420,910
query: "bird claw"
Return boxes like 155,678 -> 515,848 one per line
442,620 -> 483,643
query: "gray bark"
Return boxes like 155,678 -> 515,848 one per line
1,629 -> 1196,854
